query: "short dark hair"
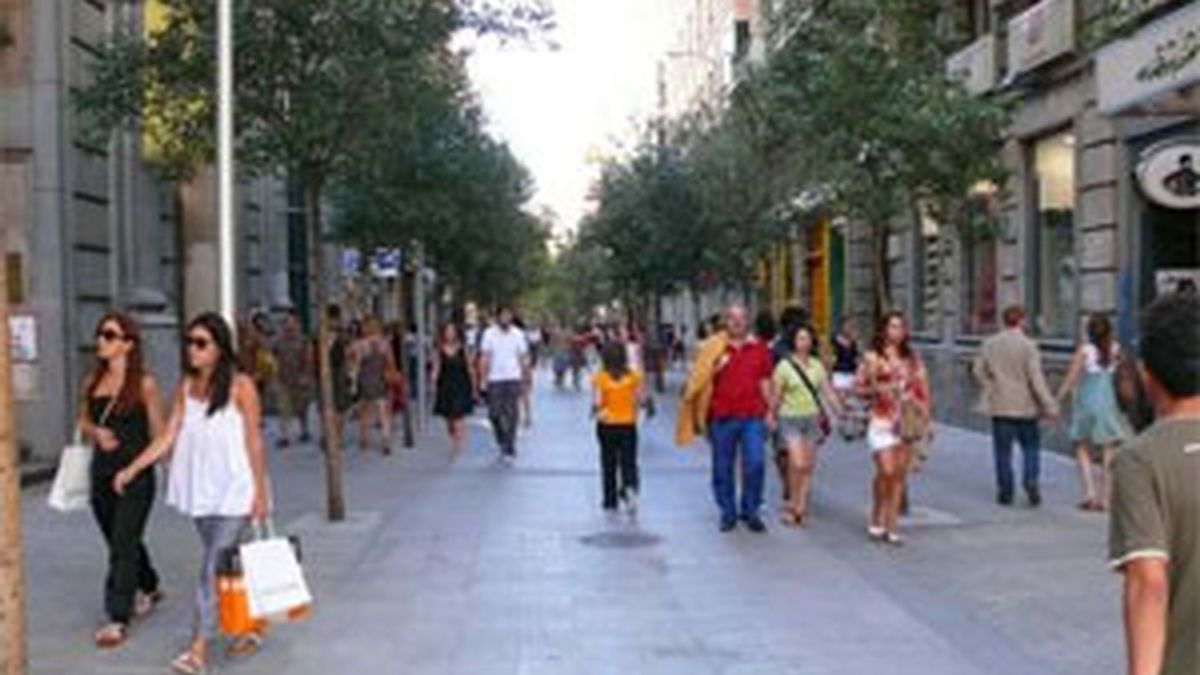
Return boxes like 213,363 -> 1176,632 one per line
754,310 -> 777,342
600,340 -> 629,379
1002,305 -> 1025,328
1140,292 -> 1200,398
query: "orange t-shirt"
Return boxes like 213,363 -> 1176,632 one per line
594,370 -> 643,425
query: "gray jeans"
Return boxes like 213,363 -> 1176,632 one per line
487,381 -> 523,456
193,516 -> 249,640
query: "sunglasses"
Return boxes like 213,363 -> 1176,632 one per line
186,336 -> 212,351
96,329 -> 128,343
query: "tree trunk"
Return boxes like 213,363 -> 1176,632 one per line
0,244 -> 27,674
305,173 -> 346,522
872,224 -> 892,320
394,253 -> 414,448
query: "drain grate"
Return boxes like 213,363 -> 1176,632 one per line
579,531 -> 662,549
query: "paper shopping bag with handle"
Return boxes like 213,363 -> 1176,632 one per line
240,521 -> 313,621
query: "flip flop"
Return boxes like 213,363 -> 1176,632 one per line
133,589 -> 165,621
170,650 -> 207,675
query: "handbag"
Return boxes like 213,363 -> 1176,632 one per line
898,398 -> 928,443
217,545 -> 269,637
786,357 -> 832,439
48,397 -> 116,512
240,521 -> 313,622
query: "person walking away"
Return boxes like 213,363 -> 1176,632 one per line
272,309 -> 314,448
856,311 -> 930,546
706,305 -> 774,533
973,305 -> 1059,507
1108,291 -> 1200,675
433,323 -> 476,459
568,326 -> 589,391
80,313 -> 167,648
772,323 -> 842,527
1058,313 -> 1130,511
593,341 -> 645,514
516,315 -> 536,428
113,313 -> 270,674
479,308 -> 530,463
351,317 -> 397,454
323,305 -> 355,447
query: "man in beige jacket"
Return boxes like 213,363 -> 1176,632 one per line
974,305 -> 1059,507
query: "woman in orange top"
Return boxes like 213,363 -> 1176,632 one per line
593,340 -> 645,514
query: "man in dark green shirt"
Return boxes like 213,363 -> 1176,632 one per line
1109,292 -> 1200,675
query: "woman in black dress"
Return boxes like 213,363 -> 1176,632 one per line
433,323 -> 475,458
78,312 -> 166,648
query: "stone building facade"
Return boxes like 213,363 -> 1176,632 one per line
0,0 -> 311,462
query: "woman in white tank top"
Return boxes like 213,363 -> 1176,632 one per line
114,313 -> 270,674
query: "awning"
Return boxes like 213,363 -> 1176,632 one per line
1096,3 -> 1200,116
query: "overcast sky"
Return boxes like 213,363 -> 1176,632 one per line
466,1 -> 676,237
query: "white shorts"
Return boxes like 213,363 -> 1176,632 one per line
832,372 -> 855,391
867,422 -> 902,453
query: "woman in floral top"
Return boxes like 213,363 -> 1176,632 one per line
855,311 -> 930,546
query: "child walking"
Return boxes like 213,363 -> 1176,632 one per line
593,340 -> 645,514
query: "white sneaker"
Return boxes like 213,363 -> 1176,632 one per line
622,490 -> 638,515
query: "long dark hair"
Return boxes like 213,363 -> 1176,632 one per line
1086,313 -> 1114,367
872,310 -> 914,361
601,340 -> 629,380
86,312 -> 146,415
186,312 -> 238,417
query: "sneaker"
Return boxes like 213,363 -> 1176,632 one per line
743,516 -> 767,534
997,492 -> 1014,506
622,490 -> 638,515
719,516 -> 738,532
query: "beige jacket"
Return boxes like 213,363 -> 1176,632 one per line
973,328 -> 1059,419
675,332 -> 729,447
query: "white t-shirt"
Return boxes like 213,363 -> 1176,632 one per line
481,325 -> 529,383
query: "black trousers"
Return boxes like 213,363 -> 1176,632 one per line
91,470 -> 159,624
597,424 -> 639,509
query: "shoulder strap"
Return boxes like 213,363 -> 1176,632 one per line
786,357 -> 826,415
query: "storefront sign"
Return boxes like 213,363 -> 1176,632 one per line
1008,0 -> 1074,76
9,314 -> 37,363
341,248 -> 362,277
370,248 -> 402,279
1156,269 -> 1200,296
1097,2 -> 1200,115
947,34 -> 998,95
1136,139 -> 1200,210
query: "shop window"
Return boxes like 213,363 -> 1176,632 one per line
1030,131 -> 1077,340
961,184 -> 1000,335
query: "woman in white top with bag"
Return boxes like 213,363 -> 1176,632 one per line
114,312 -> 270,674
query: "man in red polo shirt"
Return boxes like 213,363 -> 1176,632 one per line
709,304 -> 775,532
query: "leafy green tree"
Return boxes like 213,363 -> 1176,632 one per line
77,0 -> 551,520
735,0 -> 1011,315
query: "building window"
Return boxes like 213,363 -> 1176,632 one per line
914,205 -> 943,334
961,184 -> 1000,335
1030,130 -> 1077,339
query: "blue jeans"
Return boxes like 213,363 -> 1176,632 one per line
992,417 -> 1040,497
709,417 -> 767,522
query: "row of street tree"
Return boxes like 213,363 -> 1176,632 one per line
74,0 -> 554,524
554,0 -> 1012,326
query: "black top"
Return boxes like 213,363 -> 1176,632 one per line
434,347 -> 474,418
831,335 -> 859,374
87,396 -> 151,478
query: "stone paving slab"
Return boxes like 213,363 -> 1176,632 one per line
19,372 -> 1121,674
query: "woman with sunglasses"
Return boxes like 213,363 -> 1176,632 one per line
114,313 -> 270,674
79,313 -> 167,648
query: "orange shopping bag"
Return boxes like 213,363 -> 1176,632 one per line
217,546 -> 268,637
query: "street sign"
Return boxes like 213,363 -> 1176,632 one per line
371,248 -> 402,279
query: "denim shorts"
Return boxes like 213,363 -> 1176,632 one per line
777,415 -> 823,446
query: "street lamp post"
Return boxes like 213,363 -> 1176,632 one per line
217,0 -> 235,325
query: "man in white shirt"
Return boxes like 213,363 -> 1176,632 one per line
478,307 -> 530,461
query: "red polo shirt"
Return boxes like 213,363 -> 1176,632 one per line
709,338 -> 773,420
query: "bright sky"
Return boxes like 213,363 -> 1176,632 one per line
466,1 -> 677,236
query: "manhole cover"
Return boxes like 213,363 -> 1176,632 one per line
579,531 -> 662,549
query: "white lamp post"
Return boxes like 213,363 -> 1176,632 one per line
217,0 -> 236,324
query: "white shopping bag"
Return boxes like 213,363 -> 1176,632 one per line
241,524 -> 312,620
47,434 -> 92,512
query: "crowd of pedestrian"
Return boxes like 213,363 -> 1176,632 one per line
57,287 -> 1198,675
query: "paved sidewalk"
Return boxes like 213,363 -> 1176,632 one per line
21,372 -> 1122,674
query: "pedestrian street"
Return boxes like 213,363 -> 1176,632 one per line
23,373 -> 1122,675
